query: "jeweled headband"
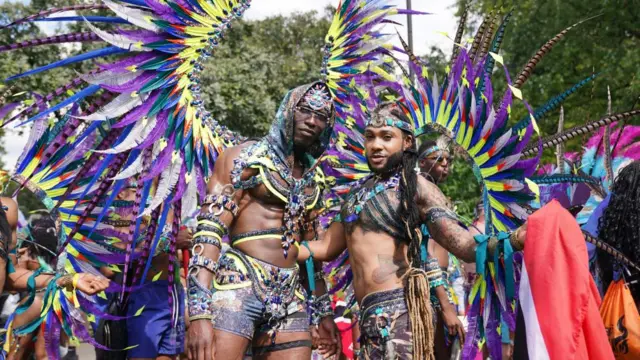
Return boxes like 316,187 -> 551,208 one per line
366,105 -> 414,133
419,146 -> 441,159
298,83 -> 333,119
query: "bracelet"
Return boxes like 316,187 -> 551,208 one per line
202,194 -> 239,217
57,274 -> 75,290
188,254 -> 219,274
193,236 -> 222,250
309,293 -> 333,326
301,241 -> 316,292
509,227 -> 525,251
197,213 -> 229,236
187,274 -> 214,320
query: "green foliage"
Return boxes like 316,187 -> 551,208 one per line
456,0 -> 640,152
440,157 -> 481,223
199,9 -> 332,137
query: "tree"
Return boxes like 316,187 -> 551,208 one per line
455,0 -> 640,148
200,9 -> 333,137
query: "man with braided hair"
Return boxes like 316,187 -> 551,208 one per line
186,82 -> 340,360
298,103 -> 527,359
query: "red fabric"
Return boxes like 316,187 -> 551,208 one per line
523,200 -> 614,360
335,319 -> 354,359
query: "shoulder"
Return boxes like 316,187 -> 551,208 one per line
416,175 -> 448,208
0,197 -> 18,225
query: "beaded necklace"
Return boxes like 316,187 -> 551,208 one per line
231,143 -> 321,258
343,173 -> 400,223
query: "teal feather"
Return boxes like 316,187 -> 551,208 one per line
530,174 -> 600,185
513,73 -> 600,133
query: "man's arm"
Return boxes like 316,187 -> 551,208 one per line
0,197 -> 18,294
187,145 -> 243,360
417,177 -> 525,263
189,146 -> 241,313
298,221 -> 347,263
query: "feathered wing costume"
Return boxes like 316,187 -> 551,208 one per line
0,0 -> 251,357
321,7 -> 640,359
0,0 -> 420,357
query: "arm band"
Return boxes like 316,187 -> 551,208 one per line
202,193 -> 239,217
187,274 -> 214,321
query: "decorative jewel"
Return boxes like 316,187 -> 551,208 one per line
299,83 -> 332,114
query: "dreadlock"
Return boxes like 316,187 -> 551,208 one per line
598,160 -> 640,300
383,105 -> 435,359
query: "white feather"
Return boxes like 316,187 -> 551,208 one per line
103,0 -> 160,32
76,92 -> 146,121
112,153 -> 144,180
78,70 -> 139,86
96,115 -> 158,154
497,154 -> 521,172
142,155 -> 183,216
16,115 -> 48,167
480,108 -> 497,138
85,19 -> 151,52
182,170 -> 198,221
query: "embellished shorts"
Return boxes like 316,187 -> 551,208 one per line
211,248 -> 309,340
358,288 -> 413,360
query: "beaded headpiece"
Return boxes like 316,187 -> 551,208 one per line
366,104 -> 414,133
419,145 -> 441,159
298,83 -> 332,119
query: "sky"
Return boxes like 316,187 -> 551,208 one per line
3,0 -> 458,168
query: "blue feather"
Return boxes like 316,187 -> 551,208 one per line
6,47 -> 127,81
118,0 -> 149,7
141,193 -> 174,282
87,149 -> 142,238
17,85 -> 101,126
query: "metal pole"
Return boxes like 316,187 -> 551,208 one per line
406,0 -> 415,80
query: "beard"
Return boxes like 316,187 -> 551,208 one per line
367,150 -> 404,174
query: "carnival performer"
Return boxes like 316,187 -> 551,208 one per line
299,103 -> 528,359
186,81 -> 342,359
595,161 -> 640,356
6,212 -> 58,360
183,1 -> 412,359
416,138 -> 465,359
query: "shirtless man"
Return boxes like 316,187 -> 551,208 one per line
187,83 -> 339,360
298,104 -> 526,359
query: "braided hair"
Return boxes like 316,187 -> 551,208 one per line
598,160 -> 640,299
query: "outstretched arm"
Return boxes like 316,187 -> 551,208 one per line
417,177 -> 526,263
298,221 -> 347,263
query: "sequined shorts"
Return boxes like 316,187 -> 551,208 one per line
358,288 -> 413,360
211,248 -> 309,340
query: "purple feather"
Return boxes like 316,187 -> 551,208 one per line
113,90 -> 159,128
135,108 -> 167,149
0,32 -> 99,53
97,52 -> 156,73
100,71 -> 156,93
116,27 -> 165,43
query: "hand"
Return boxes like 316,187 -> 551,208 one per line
74,274 -> 110,295
187,319 -> 215,360
442,306 -> 465,343
177,228 -> 194,250
502,342 -> 514,360
316,316 -> 341,358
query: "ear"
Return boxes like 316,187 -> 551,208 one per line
403,134 -> 414,151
